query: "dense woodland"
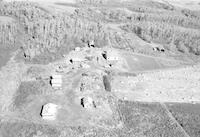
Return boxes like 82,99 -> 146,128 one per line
0,1 -> 108,62
0,0 -> 200,61
75,1 -> 200,55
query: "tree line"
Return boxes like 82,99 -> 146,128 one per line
0,1 -> 108,59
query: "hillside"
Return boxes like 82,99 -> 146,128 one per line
1,0 -> 200,137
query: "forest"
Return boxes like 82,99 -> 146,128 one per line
1,0 -> 200,62
0,1 -> 108,63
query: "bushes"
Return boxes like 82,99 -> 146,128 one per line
13,81 -> 46,108
100,8 -> 129,23
0,22 -> 18,48
122,21 -> 200,55
1,0 -> 200,58
117,1 -> 200,56
126,8 -> 200,30
0,1 -> 108,60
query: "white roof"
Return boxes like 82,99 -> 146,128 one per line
72,56 -> 86,62
52,74 -> 62,79
82,97 -> 94,109
107,52 -> 119,60
51,78 -> 62,84
41,103 -> 59,120
52,83 -> 62,87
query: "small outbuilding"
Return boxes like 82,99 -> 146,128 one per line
70,56 -> 87,63
152,45 -> 165,52
102,49 -> 119,61
50,74 -> 62,89
81,97 -> 96,109
40,103 -> 60,120
74,47 -> 81,52
81,63 -> 90,69
88,40 -> 95,48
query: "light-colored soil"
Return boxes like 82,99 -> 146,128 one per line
112,64 -> 200,103
1,0 -> 200,136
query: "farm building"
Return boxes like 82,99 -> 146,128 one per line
70,56 -> 87,63
81,97 -> 96,109
74,47 -> 81,52
88,40 -> 95,47
107,52 -> 119,61
151,44 -> 165,52
51,74 -> 62,89
102,49 -> 120,61
66,51 -> 87,64
40,103 -> 60,120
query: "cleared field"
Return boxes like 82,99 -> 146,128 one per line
121,52 -> 188,72
112,64 -> 200,103
12,69 -> 117,128
0,101 -> 194,137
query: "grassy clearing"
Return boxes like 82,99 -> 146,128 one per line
13,81 -> 49,109
0,121 -> 60,137
0,120 -> 124,137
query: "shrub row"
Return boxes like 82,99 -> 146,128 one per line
122,21 -> 200,54
0,1 -> 108,59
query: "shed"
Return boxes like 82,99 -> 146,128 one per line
40,103 -> 60,120
74,47 -> 81,52
106,50 -> 119,61
107,53 -> 119,61
152,44 -> 165,52
102,51 -> 107,60
81,97 -> 96,109
71,56 -> 87,62
50,74 -> 62,89
52,75 -> 62,79
88,40 -> 95,47
67,53 -> 87,64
